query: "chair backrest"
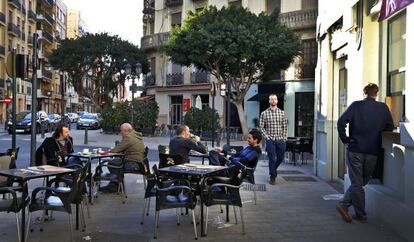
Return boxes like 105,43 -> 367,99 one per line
7,147 -> 19,161
158,153 -> 183,168
158,145 -> 169,154
0,155 -> 12,184
68,164 -> 88,204
242,156 -> 259,185
299,138 -> 313,153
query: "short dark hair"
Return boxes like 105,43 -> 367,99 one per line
53,123 -> 69,139
176,125 -> 188,136
249,128 -> 262,143
363,83 -> 379,97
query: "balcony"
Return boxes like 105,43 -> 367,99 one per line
165,0 -> 183,7
37,12 -> 55,26
28,10 -> 37,22
41,0 -> 55,7
22,5 -> 26,15
8,0 -> 21,9
7,23 -> 21,37
27,36 -> 33,45
166,73 -> 184,85
278,9 -> 318,30
141,32 -> 169,52
37,50 -> 49,62
143,0 -> 155,14
0,45 -> 5,56
0,12 -> 5,25
143,74 -> 156,86
37,30 -> 54,44
37,69 -> 53,82
21,33 -> 26,41
191,71 -> 209,84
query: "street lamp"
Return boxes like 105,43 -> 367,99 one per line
220,82 -> 231,146
125,62 -> 142,127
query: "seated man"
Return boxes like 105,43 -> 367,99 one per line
209,129 -> 262,182
169,125 -> 207,163
35,123 -> 79,166
100,123 -> 146,193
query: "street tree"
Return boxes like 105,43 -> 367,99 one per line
49,33 -> 148,108
164,6 -> 300,135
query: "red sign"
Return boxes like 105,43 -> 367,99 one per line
101,100 -> 107,106
183,98 -> 191,112
4,96 -> 12,104
379,0 -> 413,21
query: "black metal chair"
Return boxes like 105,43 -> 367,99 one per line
26,165 -> 85,242
297,138 -> 313,165
233,157 -> 259,205
0,186 -> 29,242
123,147 -> 150,191
152,165 -> 198,240
201,171 -> 246,236
158,153 -> 184,168
0,154 -> 15,188
93,156 -> 127,203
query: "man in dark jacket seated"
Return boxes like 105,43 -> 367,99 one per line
169,125 -> 207,163
35,123 -> 79,166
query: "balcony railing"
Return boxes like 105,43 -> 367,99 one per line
37,12 -> 55,26
166,73 -> 184,85
37,30 -> 54,43
27,36 -> 33,45
143,74 -> 156,86
21,33 -> 26,41
278,9 -> 318,30
0,12 -> 5,25
165,0 -> 183,7
41,0 -> 55,7
141,32 -> 169,51
28,10 -> 36,22
7,23 -> 21,37
0,45 -> 5,56
37,69 -> 53,82
22,5 -> 26,15
8,0 -> 21,9
191,71 -> 209,84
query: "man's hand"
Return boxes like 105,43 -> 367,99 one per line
192,135 -> 200,142
214,147 -> 223,153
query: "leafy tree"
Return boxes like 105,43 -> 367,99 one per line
49,33 -> 148,109
184,107 -> 220,132
164,6 -> 300,135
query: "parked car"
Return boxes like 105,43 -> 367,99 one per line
67,112 -> 79,123
48,114 -> 62,131
7,111 -> 50,134
76,113 -> 101,130
77,111 -> 88,118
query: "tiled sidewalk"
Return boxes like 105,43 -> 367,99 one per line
0,159 -> 407,242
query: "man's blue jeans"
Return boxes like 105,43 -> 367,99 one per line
266,139 -> 286,178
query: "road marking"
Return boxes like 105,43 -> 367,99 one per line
1,138 -> 12,141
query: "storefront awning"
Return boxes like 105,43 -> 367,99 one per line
379,0 -> 413,21
248,93 -> 284,102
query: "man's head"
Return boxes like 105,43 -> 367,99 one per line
363,83 -> 379,98
120,123 -> 133,136
176,124 -> 191,139
269,94 -> 278,108
247,129 -> 262,146
53,123 -> 70,140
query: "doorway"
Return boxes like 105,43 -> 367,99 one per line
336,60 -> 348,179
169,95 -> 183,125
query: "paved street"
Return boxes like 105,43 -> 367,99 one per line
0,126 -> 407,242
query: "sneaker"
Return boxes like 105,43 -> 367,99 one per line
352,215 -> 368,223
269,176 -> 276,185
336,204 -> 352,223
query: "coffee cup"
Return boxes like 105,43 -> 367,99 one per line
92,149 -> 98,154
82,148 -> 89,154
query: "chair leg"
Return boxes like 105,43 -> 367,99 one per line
191,210 -> 198,240
80,203 -> 87,231
122,181 -> 128,198
25,212 -> 32,242
83,196 -> 91,219
68,213 -> 74,242
15,212 -> 21,242
253,190 -> 257,205
154,211 -> 159,239
146,197 -> 151,216
176,208 -> 180,226
204,207 -> 209,236
233,206 -> 238,224
239,207 -> 245,235
141,198 -> 147,225
119,182 -> 126,204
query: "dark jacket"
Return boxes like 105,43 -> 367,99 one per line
230,145 -> 262,168
337,97 -> 394,155
111,130 -> 145,163
169,137 -> 207,163
35,136 -> 74,166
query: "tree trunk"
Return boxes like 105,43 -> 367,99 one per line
233,101 -> 248,139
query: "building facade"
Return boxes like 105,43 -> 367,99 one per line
315,0 -> 414,240
66,9 -> 83,40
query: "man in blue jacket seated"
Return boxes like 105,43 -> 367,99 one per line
209,129 -> 262,179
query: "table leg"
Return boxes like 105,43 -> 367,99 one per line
88,158 -> 93,204
226,204 -> 229,222
200,200 -> 205,237
21,182 -> 28,242
76,203 -> 79,230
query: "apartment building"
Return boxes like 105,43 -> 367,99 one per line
315,0 -> 413,240
141,0 -> 317,135
67,9 -> 83,39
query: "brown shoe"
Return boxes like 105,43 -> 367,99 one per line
269,177 -> 276,185
352,215 -> 367,223
336,204 -> 352,223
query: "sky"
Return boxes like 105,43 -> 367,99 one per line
63,0 -> 143,46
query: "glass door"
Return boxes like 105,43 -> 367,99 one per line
338,66 -> 347,179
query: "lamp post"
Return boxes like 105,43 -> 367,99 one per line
125,62 -> 142,127
60,72 -> 65,119
220,82 -> 231,146
47,90 -> 52,113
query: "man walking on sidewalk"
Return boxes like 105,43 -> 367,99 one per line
336,83 -> 394,223
259,94 -> 287,185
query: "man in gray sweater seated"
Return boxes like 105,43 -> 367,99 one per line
169,125 -> 207,163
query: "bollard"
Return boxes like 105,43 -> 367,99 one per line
84,127 -> 88,144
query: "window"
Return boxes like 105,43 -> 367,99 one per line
302,0 -> 318,10
228,0 -> 242,8
171,12 -> 181,28
192,94 -> 209,109
266,0 -> 280,14
302,39 -> 317,79
387,12 -> 406,125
